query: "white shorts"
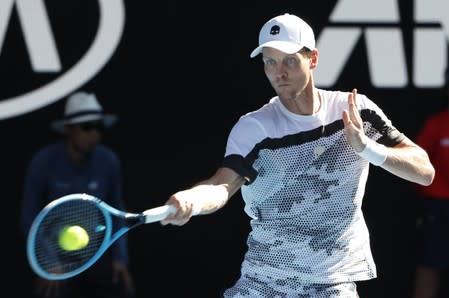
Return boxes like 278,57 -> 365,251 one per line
223,276 -> 359,298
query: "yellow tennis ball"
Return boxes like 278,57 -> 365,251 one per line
58,225 -> 89,251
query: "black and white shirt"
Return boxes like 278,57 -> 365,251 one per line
222,89 -> 404,294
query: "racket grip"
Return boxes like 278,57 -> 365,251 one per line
143,205 -> 177,223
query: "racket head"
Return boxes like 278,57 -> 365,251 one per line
26,193 -> 113,280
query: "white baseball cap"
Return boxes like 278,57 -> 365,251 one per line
250,13 -> 316,58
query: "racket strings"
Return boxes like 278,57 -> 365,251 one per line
33,199 -> 107,276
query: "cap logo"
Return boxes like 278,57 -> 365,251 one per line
270,25 -> 281,35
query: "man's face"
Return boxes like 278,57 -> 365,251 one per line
262,47 -> 315,101
66,121 -> 104,154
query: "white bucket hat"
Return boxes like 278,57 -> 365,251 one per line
250,13 -> 316,58
50,91 -> 117,133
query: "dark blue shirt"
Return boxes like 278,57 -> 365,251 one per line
20,141 -> 128,265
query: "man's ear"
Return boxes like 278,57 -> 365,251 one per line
310,49 -> 319,69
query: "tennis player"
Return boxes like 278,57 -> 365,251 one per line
161,13 -> 435,297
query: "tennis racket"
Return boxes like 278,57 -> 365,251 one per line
26,193 -> 179,280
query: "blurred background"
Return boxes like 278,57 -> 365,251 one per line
3,1 -> 448,297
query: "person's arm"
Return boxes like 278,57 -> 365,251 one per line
342,88 -> 435,186
376,136 -> 434,185
105,149 -> 135,295
161,167 -> 246,226
106,149 -> 129,265
20,150 -> 49,238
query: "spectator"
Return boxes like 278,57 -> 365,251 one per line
413,66 -> 449,298
20,91 -> 135,298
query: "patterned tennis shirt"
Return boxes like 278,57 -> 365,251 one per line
222,88 -> 404,296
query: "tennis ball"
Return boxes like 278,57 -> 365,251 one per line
58,225 -> 89,251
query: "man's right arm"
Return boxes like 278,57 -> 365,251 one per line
160,167 -> 246,226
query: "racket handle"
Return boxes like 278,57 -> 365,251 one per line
143,205 -> 177,223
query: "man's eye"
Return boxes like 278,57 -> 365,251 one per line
286,57 -> 297,65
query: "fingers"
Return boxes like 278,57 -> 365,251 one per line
342,89 -> 356,127
347,88 -> 363,127
342,88 -> 368,152
36,279 -> 60,298
160,196 -> 195,226
341,110 -> 352,128
112,264 -> 135,294
160,213 -> 191,226
123,273 -> 135,294
348,88 -> 357,116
